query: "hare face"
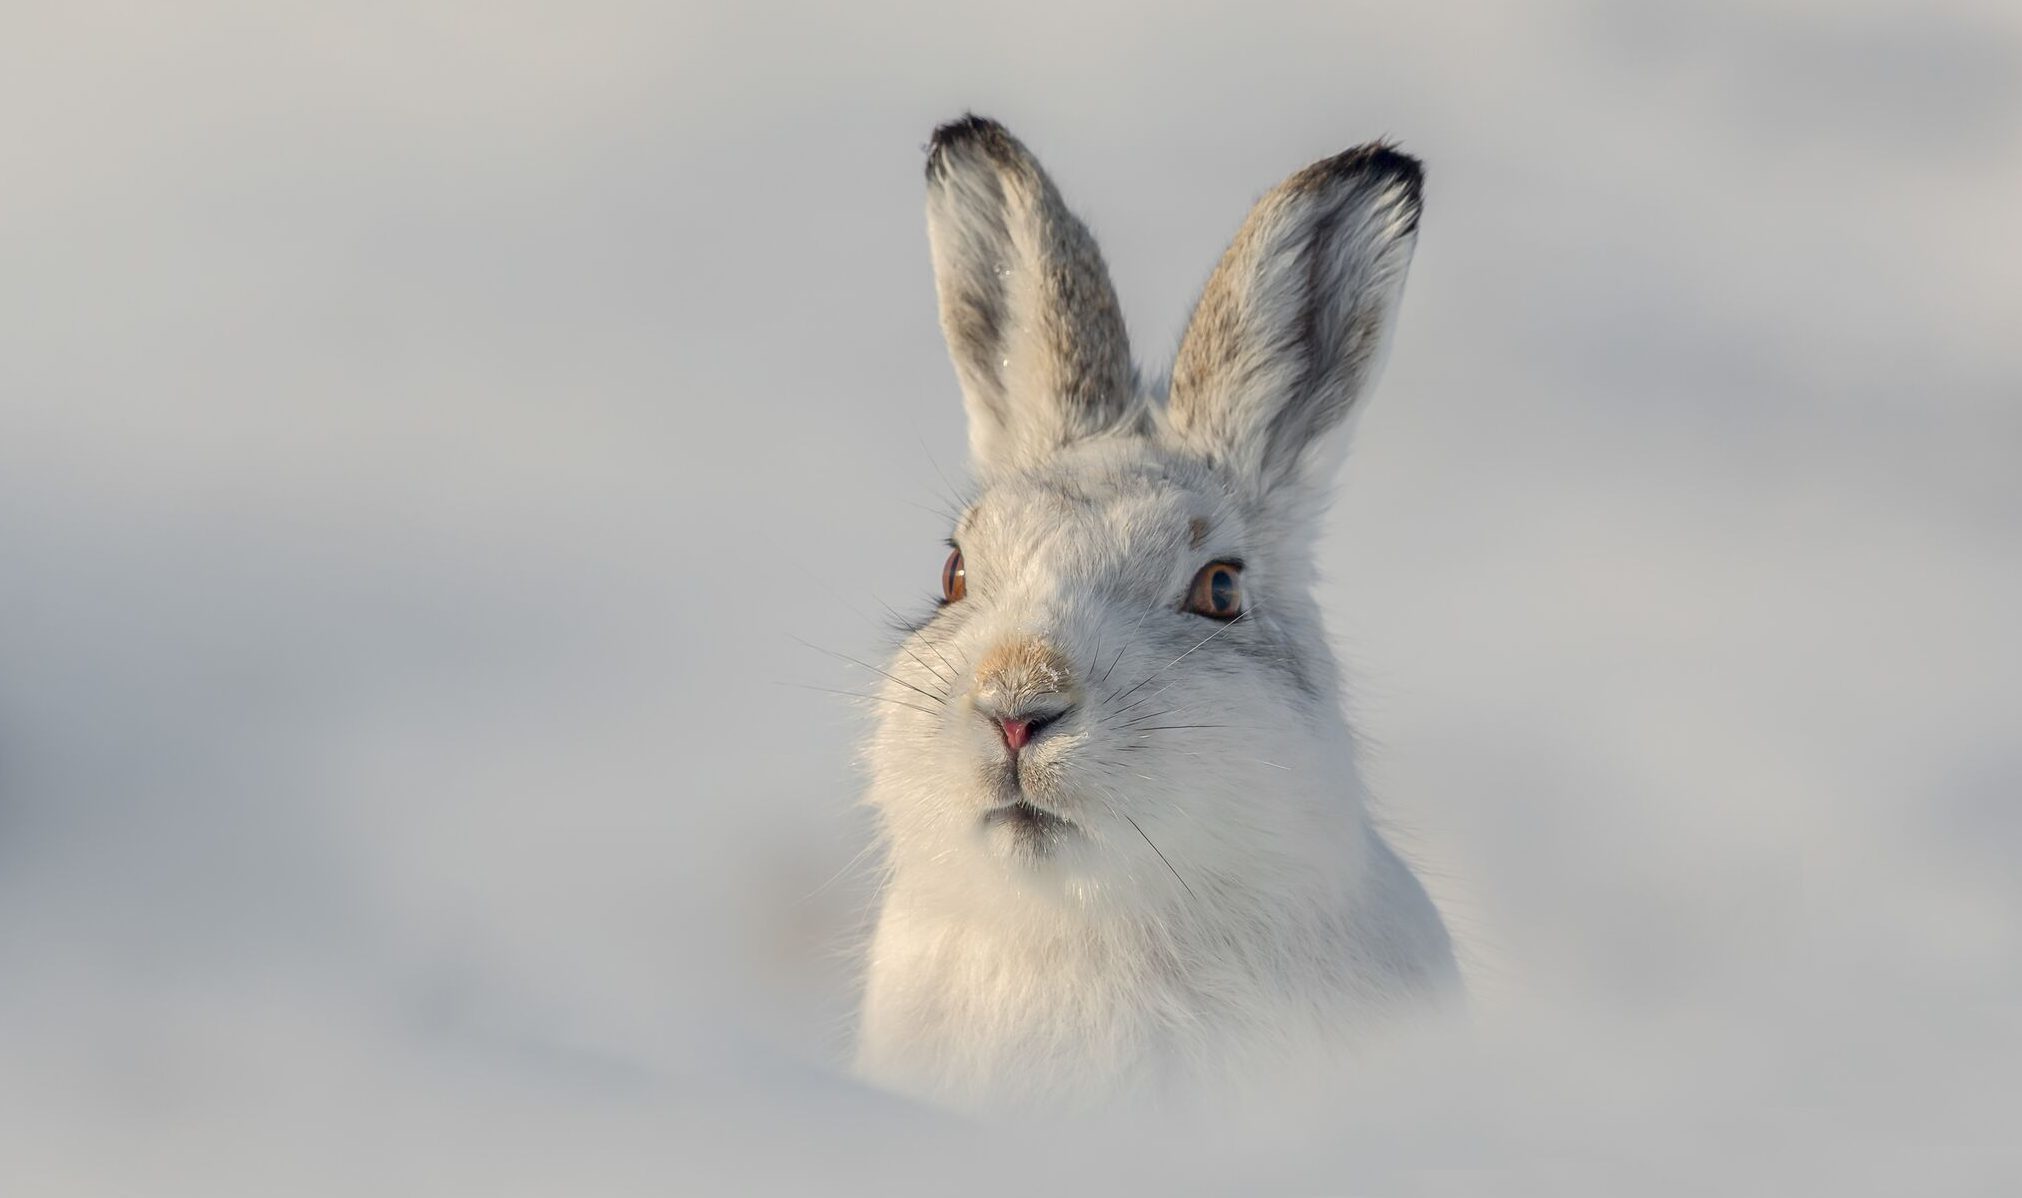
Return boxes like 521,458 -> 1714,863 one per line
861,113 -> 1424,906
865,434 -> 1372,919
860,117 -> 1421,911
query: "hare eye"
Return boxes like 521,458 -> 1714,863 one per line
1183,561 -> 1243,620
941,547 -> 967,604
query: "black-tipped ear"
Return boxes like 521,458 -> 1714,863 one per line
924,115 -> 1139,475
1165,143 -> 1422,496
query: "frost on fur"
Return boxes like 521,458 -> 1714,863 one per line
855,115 -> 1457,1113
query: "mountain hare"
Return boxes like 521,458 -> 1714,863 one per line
854,115 -> 1459,1111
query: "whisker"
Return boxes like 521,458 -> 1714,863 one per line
1107,678 -> 1183,723
1098,598 -> 1164,686
798,837 -> 883,903
1107,657 -> 1256,724
879,603 -> 970,687
854,605 -> 955,691
882,599 -> 965,682
886,633 -> 955,691
775,681 -> 942,718
1105,611 -> 1249,708
808,578 -> 955,696
914,427 -> 960,501
1120,810 -> 1196,903
807,576 -> 915,644
893,495 -> 963,522
789,635 -> 949,706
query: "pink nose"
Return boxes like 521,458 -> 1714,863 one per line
999,718 -> 1034,752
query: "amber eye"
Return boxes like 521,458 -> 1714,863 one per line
1183,561 -> 1243,620
941,547 -> 966,603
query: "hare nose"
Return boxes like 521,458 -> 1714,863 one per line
997,708 -> 1065,754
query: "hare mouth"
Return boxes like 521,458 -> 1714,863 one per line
982,800 -> 1073,837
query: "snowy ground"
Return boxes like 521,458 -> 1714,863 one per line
3,1 -> 2019,1192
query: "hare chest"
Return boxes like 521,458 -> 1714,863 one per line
853,901 -> 1396,1110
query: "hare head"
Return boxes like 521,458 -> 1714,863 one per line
864,116 -> 1426,909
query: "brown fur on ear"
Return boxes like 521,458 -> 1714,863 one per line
925,115 -> 1140,474
1167,143 -> 1422,494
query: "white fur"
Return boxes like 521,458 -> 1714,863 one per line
854,119 -> 1457,1113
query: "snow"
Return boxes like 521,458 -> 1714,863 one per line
2,0 -> 2019,1191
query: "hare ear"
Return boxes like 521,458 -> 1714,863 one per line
924,116 -> 1138,475
1165,144 -> 1422,499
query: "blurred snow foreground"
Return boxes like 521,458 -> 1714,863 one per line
3,0 -> 2021,1193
